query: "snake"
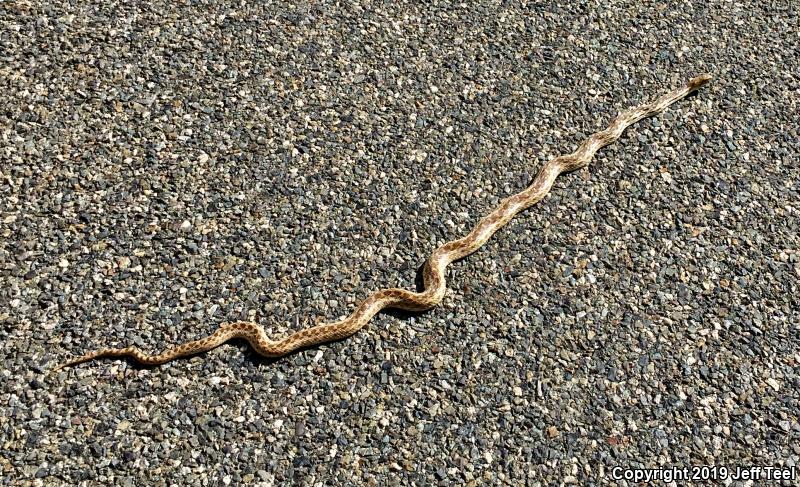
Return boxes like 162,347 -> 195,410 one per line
58,74 -> 712,370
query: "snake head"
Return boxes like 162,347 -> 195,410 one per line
689,73 -> 713,90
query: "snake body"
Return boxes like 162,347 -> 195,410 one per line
59,74 -> 711,369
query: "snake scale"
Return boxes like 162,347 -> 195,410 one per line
59,74 -> 712,370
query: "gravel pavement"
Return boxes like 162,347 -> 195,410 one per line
2,1 -> 798,485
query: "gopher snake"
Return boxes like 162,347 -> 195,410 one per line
59,74 -> 711,369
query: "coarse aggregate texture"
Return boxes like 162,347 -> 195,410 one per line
1,0 -> 798,485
